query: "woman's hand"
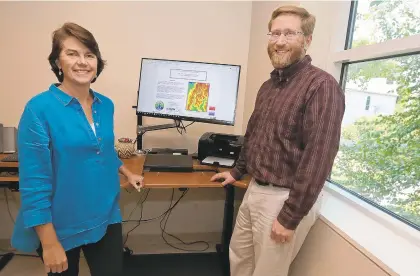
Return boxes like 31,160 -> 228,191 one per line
127,173 -> 144,192
35,224 -> 67,274
42,241 -> 68,274
119,165 -> 144,192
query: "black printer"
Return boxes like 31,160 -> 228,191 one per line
198,132 -> 244,167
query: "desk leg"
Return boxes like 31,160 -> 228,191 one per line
0,253 -> 14,271
216,184 -> 235,276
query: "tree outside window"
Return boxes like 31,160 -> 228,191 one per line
331,0 -> 420,227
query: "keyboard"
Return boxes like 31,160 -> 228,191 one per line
1,152 -> 18,162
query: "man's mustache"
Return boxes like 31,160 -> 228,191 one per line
270,46 -> 289,52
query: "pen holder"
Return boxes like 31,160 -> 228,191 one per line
115,138 -> 135,159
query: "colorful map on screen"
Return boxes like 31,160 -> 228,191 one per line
186,82 -> 210,112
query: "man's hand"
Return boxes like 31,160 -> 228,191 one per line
42,241 -> 68,274
127,173 -> 144,192
210,171 -> 236,186
271,219 -> 295,243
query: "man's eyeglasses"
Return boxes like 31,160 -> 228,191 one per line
267,30 -> 304,41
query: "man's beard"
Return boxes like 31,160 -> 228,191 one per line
267,43 -> 306,69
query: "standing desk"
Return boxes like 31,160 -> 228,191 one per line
0,153 -> 20,271
0,153 -> 250,275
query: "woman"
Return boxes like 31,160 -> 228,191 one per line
11,22 -> 143,276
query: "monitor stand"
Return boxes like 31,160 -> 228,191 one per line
137,119 -> 181,135
132,107 -> 195,153
137,122 -> 177,134
136,119 -> 193,154
135,119 -> 193,172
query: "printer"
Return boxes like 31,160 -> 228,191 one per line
198,132 -> 244,168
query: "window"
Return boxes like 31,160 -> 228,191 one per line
330,0 -> 420,229
350,0 -> 420,48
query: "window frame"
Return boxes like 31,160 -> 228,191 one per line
328,0 -> 420,232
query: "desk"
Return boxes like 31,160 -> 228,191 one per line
0,154 -> 18,191
0,153 -> 250,275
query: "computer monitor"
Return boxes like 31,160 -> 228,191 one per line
136,58 -> 241,126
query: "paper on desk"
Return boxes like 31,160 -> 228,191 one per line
202,156 -> 235,167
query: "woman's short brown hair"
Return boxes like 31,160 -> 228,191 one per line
48,22 -> 106,83
268,5 -> 316,36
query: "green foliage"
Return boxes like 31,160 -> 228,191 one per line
332,0 -> 420,225
346,59 -> 400,90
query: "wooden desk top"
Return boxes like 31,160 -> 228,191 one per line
0,154 -> 18,168
0,154 -> 19,182
0,153 -> 249,189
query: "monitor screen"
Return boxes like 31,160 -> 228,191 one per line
136,58 -> 241,125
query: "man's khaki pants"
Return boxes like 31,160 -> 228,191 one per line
229,178 -> 322,276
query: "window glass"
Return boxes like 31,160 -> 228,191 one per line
331,54 -> 420,226
351,0 -> 420,48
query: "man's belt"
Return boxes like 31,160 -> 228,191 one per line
255,178 -> 271,186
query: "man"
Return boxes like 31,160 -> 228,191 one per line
211,5 -> 345,276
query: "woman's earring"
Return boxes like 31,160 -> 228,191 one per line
58,69 -> 63,76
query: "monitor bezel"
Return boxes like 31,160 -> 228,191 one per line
135,57 -> 241,126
